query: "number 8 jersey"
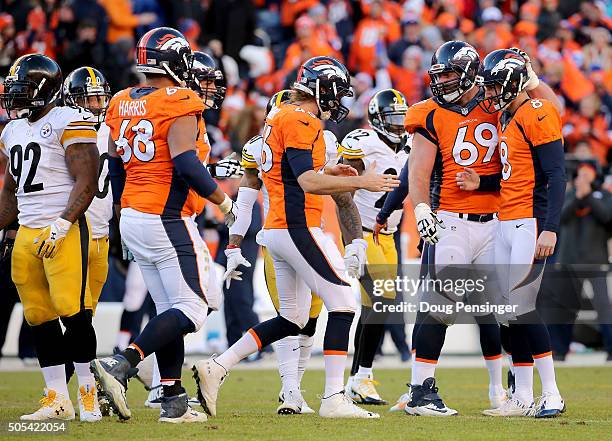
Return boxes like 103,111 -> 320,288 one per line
0,106 -> 97,228
105,86 -> 204,217
404,93 -> 501,213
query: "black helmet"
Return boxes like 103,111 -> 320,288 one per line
476,49 -> 529,114
293,56 -> 353,123
429,41 -> 479,103
135,27 -> 193,85
0,54 -> 62,120
266,89 -> 291,116
368,88 -> 408,144
190,51 -> 226,109
63,66 -> 112,123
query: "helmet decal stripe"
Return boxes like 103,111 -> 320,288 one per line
86,67 -> 98,87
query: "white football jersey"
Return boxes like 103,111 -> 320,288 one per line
0,106 -> 97,228
86,122 -> 113,238
342,128 -> 409,233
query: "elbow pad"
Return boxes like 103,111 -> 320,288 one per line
172,150 -> 219,198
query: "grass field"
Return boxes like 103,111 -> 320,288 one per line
0,367 -> 610,441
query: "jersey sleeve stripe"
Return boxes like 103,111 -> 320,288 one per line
67,121 -> 97,126
61,128 -> 97,147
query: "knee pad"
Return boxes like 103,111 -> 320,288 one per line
173,300 -> 207,332
300,316 -> 318,337
23,305 -> 58,327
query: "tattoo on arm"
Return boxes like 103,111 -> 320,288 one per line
62,142 -> 99,223
343,158 -> 365,175
229,234 -> 244,247
0,169 -> 18,230
332,191 -> 363,243
241,168 -> 262,190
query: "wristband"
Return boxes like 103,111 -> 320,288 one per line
218,194 -> 233,214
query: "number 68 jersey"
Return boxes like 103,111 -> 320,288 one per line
0,106 -> 97,228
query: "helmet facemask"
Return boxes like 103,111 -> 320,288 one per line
0,78 -> 55,120
369,103 -> 407,144
429,64 -> 475,104
477,73 -> 525,114
192,68 -> 226,109
313,77 -> 353,123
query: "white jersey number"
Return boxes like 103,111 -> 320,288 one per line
96,152 -> 110,199
9,143 -> 44,193
500,141 -> 512,180
261,124 -> 274,173
115,119 -> 156,163
452,123 -> 497,166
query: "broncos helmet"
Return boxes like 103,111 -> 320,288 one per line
429,41 -> 480,103
266,89 -> 291,116
190,51 -> 226,109
0,54 -> 62,120
477,49 -> 529,114
63,66 -> 111,123
368,89 -> 408,144
135,27 -> 193,85
293,56 -> 353,123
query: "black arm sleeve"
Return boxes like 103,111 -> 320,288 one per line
477,173 -> 502,192
108,156 -> 126,205
534,139 -> 567,232
172,150 -> 219,198
286,147 -> 314,178
377,159 -> 408,224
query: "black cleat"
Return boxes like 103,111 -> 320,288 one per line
90,355 -> 132,420
404,378 -> 458,417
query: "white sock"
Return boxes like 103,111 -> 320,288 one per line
506,354 -> 514,374
74,362 -> 95,389
275,336 -> 300,393
323,352 -> 347,398
297,334 -> 314,386
116,331 -> 131,351
355,366 -> 373,379
41,365 -> 70,398
412,360 -> 436,385
215,330 -> 260,370
151,354 -> 161,389
484,356 -> 503,395
513,364 -> 534,404
534,353 -> 560,396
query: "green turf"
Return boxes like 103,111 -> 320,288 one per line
0,367 -> 610,440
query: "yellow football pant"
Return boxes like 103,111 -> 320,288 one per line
360,231 -> 398,307
89,236 -> 109,314
262,246 -> 323,319
11,219 -> 92,326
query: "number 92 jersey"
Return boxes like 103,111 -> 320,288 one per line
341,128 -> 408,233
405,95 -> 501,213
0,106 -> 97,228
105,86 -> 205,218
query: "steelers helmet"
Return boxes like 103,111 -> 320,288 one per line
266,89 -> 291,116
368,89 -> 408,144
63,66 -> 111,123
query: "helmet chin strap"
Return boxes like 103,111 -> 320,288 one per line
315,78 -> 331,120
162,63 -> 186,87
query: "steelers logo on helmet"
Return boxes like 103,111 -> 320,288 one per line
63,66 -> 111,123
293,56 -> 353,123
367,89 -> 408,145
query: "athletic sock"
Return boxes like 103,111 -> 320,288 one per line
215,331 -> 259,370
412,360 -> 437,385
41,365 -> 70,398
74,362 -> 95,389
275,336 -> 300,393
512,364 -> 534,404
506,354 -> 514,374
355,366 -> 373,379
533,352 -> 560,396
297,334 -> 314,385
116,331 -> 131,351
484,356 -> 503,396
150,354 -> 161,389
323,311 -> 354,397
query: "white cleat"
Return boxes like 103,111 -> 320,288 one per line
348,375 -> 388,405
279,389 -> 315,414
78,385 -> 102,422
534,393 -> 565,418
489,387 -> 509,409
145,385 -> 164,408
389,390 -> 411,412
319,392 -> 380,419
482,397 -> 535,417
21,389 -> 75,421
277,389 -> 303,415
192,358 -> 227,417
159,407 -> 208,424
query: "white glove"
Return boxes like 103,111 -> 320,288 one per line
121,238 -> 134,261
34,217 -> 72,258
344,238 -> 368,278
414,203 -> 445,245
218,194 -> 238,227
207,152 -> 244,179
510,47 -> 539,91
223,247 -> 252,288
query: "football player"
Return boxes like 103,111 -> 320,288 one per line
464,49 -> 566,418
0,54 -> 100,421
226,89 -> 366,415
192,56 -> 399,419
89,27 -> 237,423
340,88 -> 410,406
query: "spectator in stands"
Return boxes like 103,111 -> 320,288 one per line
62,19 -> 105,77
0,13 -> 16,75
538,0 -> 563,41
388,14 -> 421,65
386,45 -> 427,105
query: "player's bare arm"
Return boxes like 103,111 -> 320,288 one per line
228,168 -> 261,248
62,142 -> 99,223
331,191 -> 363,243
408,133 -> 435,207
297,166 -> 398,195
0,167 -> 18,229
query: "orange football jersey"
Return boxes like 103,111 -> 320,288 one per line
261,102 -> 326,229
404,95 -> 501,213
497,98 -> 563,221
106,86 -> 205,217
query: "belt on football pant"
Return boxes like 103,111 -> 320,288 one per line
441,211 -> 496,223
363,226 -> 393,235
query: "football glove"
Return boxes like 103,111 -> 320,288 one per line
218,194 -> 238,227
414,203 -> 445,245
207,152 -> 244,179
344,238 -> 368,278
34,217 -> 72,258
223,247 -> 252,289
510,47 -> 539,90
121,238 -> 134,261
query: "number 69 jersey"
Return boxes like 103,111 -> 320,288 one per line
341,128 -> 409,233
105,86 -> 204,218
405,94 -> 501,213
0,106 -> 97,228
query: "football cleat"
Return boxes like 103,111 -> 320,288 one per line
145,385 -> 164,408
78,385 -> 102,422
278,390 -> 315,414
159,393 -> 208,423
482,397 -> 535,417
489,386 -> 508,409
192,358 -> 228,417
404,378 -> 458,417
277,389 -> 303,415
389,386 -> 411,412
90,355 -> 132,420
21,389 -> 75,421
534,393 -> 565,418
348,375 -> 388,405
98,394 -> 112,417
319,392 -> 380,419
